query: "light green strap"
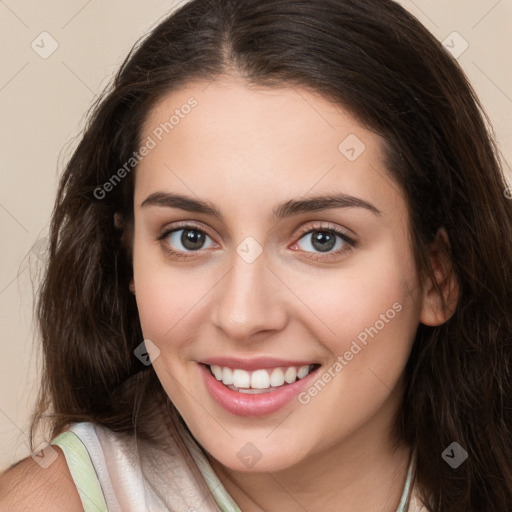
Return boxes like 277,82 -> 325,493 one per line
396,448 -> 416,512
51,431 -> 109,512
179,427 -> 242,512
183,424 -> 416,512
191,454 -> 242,512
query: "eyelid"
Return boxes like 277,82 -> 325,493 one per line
157,220 -> 216,241
290,222 -> 358,260
156,222 -> 217,260
157,221 -> 354,242
294,221 -> 355,240
156,220 -> 358,260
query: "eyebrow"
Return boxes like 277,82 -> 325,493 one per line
140,191 -> 382,220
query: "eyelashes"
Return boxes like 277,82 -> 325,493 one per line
156,222 -> 358,261
291,226 -> 357,261
157,224 -> 217,260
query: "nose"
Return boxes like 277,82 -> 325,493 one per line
212,245 -> 288,342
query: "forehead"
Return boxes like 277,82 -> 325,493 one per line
134,76 -> 405,223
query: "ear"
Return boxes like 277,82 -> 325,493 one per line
419,227 -> 459,326
129,278 -> 135,294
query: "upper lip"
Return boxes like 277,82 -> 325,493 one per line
200,356 -> 318,371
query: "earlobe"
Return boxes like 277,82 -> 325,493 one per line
129,278 -> 135,295
419,227 -> 459,327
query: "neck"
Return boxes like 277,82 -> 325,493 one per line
207,408 -> 412,512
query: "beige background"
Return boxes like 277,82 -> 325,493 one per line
0,0 -> 511,469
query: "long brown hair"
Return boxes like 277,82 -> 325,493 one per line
32,1 -> 512,510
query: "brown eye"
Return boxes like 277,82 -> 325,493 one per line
179,228 -> 207,250
158,226 -> 216,254
295,228 -> 355,255
305,230 -> 338,252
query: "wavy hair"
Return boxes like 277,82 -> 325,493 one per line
31,1 -> 512,510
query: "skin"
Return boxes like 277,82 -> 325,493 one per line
0,76 -> 459,511
0,447 -> 83,511
130,74 -> 458,512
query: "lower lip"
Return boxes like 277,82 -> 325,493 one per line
199,363 -> 319,417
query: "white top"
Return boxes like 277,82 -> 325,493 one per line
51,421 -> 429,512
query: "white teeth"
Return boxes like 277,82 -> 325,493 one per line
237,387 -> 272,394
232,369 -> 251,388
297,365 -> 310,379
284,367 -> 297,384
211,365 -> 223,380
250,369 -> 270,389
208,364 -> 316,391
269,368 -> 285,387
222,367 -> 233,385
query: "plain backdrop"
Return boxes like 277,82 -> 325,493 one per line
1,0 -> 511,469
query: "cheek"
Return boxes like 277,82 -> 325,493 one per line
132,262 -> 204,400
297,259 -> 420,427
132,235 -> 181,342
294,257 -> 419,444
132,239 -> 216,355
303,243 -> 419,352
134,268 -> 204,345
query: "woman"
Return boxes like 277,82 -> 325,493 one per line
1,0 -> 511,510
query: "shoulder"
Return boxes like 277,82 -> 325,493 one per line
0,446 -> 83,512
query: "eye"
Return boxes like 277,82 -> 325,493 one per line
156,222 -> 357,261
157,223 -> 217,258
292,225 -> 357,260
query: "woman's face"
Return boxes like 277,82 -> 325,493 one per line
131,76 -> 427,472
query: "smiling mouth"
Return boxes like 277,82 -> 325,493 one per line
205,363 -> 321,394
